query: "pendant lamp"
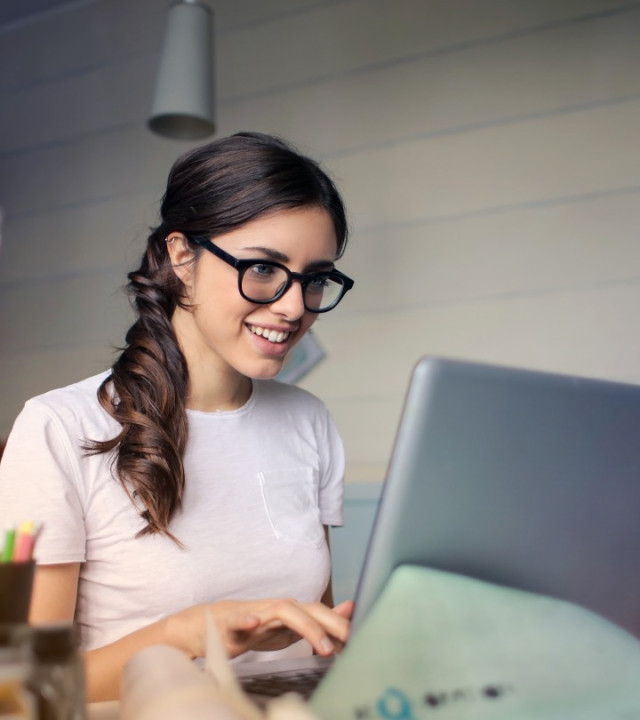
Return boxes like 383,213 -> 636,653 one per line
148,0 -> 215,139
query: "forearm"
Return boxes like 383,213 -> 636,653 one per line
84,603 -> 242,701
85,615 -> 179,701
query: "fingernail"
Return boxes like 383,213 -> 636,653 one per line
320,637 -> 335,654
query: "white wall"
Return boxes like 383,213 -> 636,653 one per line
2,0 -> 640,487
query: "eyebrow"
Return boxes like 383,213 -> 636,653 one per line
241,246 -> 336,272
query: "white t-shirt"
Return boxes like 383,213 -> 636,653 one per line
0,373 -> 344,655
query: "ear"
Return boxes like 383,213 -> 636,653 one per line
166,233 -> 195,285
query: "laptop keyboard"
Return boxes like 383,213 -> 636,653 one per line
239,665 -> 328,699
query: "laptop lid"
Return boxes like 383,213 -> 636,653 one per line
351,356 -> 640,637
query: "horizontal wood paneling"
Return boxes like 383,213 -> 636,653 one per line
307,282 -> 640,401
217,0 -> 633,100
1,127 -> 174,216
336,191 -> 640,314
0,56 -> 157,154
219,5 -> 640,156
0,191 -> 156,284
0,0 -> 163,92
331,100 -> 640,228
0,269 -> 132,353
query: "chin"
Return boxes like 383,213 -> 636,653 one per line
246,361 -> 286,380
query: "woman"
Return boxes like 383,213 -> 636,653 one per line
0,132 -> 355,700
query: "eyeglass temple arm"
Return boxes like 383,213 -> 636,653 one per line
189,235 -> 239,268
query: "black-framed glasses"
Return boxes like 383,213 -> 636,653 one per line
189,235 -> 354,313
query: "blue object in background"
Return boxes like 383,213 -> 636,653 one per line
330,482 -> 382,604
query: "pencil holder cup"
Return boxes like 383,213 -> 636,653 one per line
0,561 -> 35,624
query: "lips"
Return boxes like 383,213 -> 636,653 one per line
248,325 -> 291,344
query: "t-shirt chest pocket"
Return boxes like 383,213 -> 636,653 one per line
258,467 -> 324,549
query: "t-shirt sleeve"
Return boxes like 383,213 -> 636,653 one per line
317,406 -> 345,528
0,399 -> 87,564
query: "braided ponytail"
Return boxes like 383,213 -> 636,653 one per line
87,232 -> 190,539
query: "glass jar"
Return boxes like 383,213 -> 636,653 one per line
27,625 -> 86,720
0,623 -> 37,718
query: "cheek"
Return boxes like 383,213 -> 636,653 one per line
189,286 -> 245,338
192,255 -> 239,300
285,315 -> 317,351
298,313 -> 318,338
191,270 -> 243,317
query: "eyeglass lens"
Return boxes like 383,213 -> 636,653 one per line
241,263 -> 344,311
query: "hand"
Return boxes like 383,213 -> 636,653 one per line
171,598 -> 354,659
224,598 -> 354,657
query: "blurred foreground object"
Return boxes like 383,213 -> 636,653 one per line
312,565 -> 640,719
120,613 -> 320,719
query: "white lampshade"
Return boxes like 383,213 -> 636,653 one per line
148,0 -> 215,139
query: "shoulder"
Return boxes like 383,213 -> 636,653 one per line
2,371 -> 118,487
25,371 -> 109,412
19,371 -> 117,437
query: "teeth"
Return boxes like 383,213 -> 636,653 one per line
250,325 -> 290,344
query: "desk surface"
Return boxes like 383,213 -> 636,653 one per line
88,701 -> 119,720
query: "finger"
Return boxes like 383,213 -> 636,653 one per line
302,602 -> 352,645
333,600 -> 355,619
226,612 -> 261,632
255,600 -> 341,656
286,601 -> 352,652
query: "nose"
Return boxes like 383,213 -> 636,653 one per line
269,279 -> 306,319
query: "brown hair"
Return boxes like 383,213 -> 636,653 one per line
87,132 -> 348,539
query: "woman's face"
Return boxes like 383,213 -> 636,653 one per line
168,206 -> 338,381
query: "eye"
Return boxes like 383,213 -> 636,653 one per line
249,263 -> 277,278
306,274 -> 331,292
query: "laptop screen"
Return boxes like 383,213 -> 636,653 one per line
352,356 -> 640,637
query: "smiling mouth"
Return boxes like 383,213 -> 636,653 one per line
249,325 -> 291,344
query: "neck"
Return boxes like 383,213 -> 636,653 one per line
187,370 -> 252,412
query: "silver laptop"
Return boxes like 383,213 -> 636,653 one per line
352,355 -> 640,635
236,355 -> 640,698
